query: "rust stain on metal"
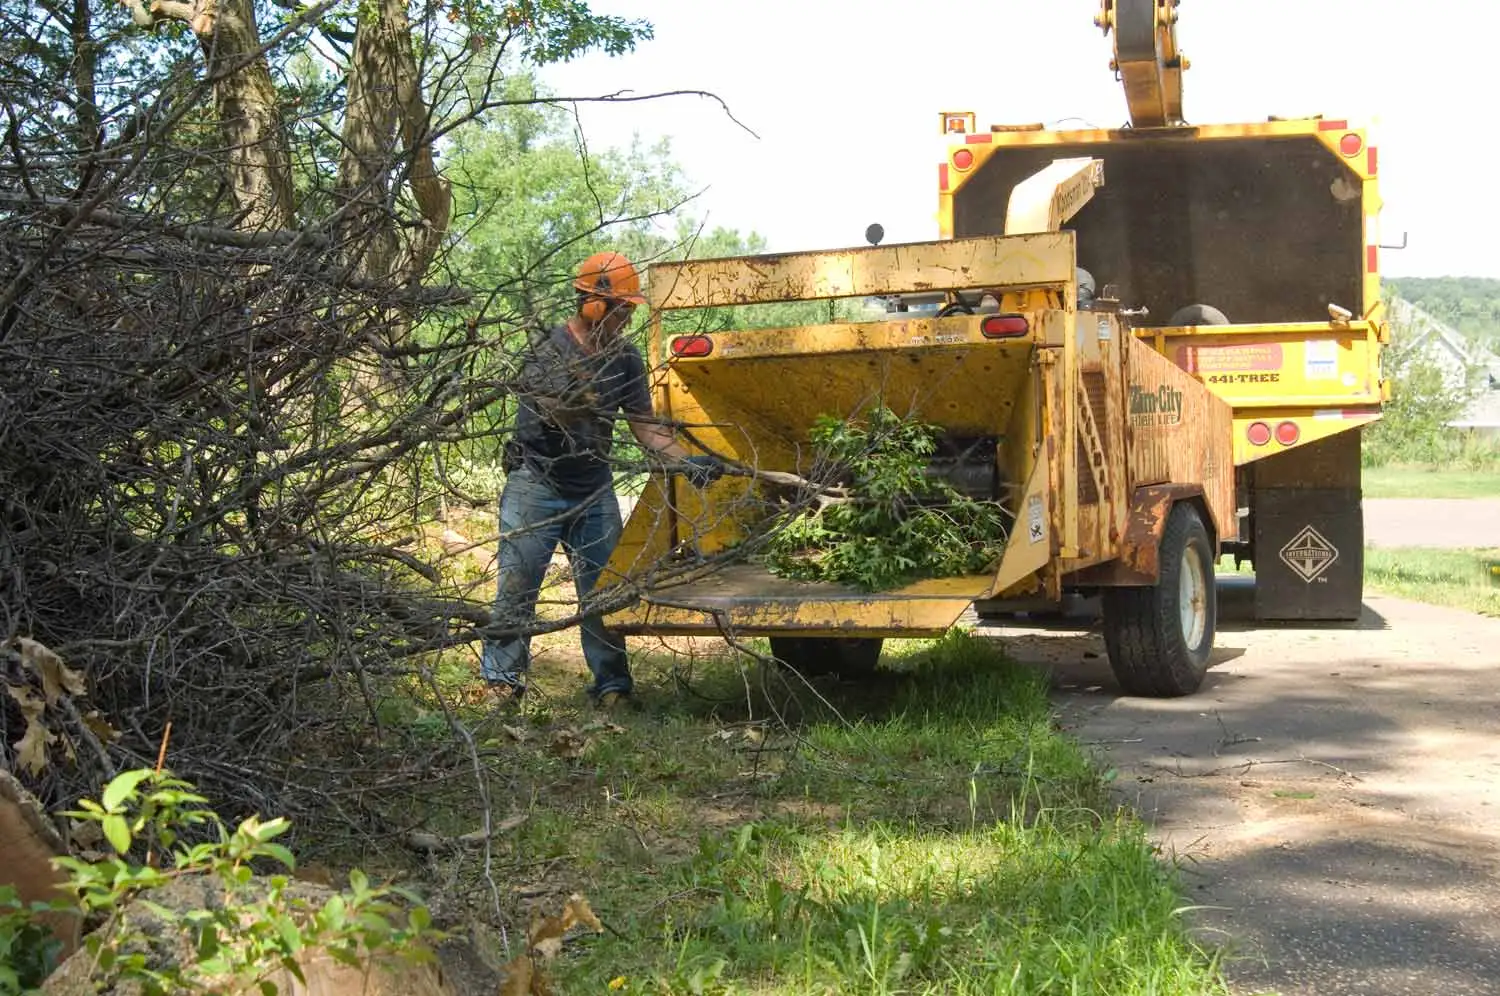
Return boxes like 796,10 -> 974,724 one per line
645,233 -> 1076,311
1121,485 -> 1179,579
1074,483 -> 1203,585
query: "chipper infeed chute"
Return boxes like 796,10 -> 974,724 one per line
598,232 -> 1083,638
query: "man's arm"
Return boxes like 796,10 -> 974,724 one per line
627,415 -> 725,488
619,353 -> 724,486
619,351 -> 688,457
628,416 -> 691,459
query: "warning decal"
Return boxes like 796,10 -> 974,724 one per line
1174,343 -> 1283,374
1027,494 -> 1045,544
1304,340 -> 1339,381
1279,525 -> 1340,583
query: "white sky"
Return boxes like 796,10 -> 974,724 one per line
537,0 -> 1493,278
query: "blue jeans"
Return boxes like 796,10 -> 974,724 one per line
480,467 -> 632,699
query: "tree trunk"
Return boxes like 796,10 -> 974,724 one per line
336,0 -> 404,286
127,0 -> 296,232
198,0 -> 296,231
71,0 -> 100,180
336,0 -> 451,371
338,0 -> 451,290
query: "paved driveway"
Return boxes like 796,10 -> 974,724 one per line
981,582 -> 1500,995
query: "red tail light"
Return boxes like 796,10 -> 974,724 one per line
1247,421 -> 1272,446
980,315 -> 1029,338
670,335 -> 713,358
1275,421 -> 1301,445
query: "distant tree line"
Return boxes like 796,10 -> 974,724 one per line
1386,277 -> 1500,347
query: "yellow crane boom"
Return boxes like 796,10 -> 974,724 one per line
1097,0 -> 1188,128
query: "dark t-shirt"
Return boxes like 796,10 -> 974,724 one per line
510,324 -> 653,497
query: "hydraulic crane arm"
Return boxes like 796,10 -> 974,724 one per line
1096,0 -> 1188,128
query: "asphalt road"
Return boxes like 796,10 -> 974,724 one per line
980,582 -> 1500,996
1363,498 -> 1500,550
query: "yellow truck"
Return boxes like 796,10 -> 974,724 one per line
598,0 -> 1385,697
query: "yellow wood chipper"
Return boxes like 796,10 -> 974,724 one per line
596,0 -> 1387,697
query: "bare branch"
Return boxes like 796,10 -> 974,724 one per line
0,192 -> 326,248
548,88 -> 762,141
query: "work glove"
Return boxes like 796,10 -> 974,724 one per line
678,454 -> 726,488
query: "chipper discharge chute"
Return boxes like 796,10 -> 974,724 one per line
599,166 -> 1236,696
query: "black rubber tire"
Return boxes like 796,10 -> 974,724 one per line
1167,303 -> 1230,327
1101,503 -> 1216,697
768,637 -> 884,678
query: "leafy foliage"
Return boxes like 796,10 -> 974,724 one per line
445,70 -> 688,323
1363,294 -> 1497,468
1363,349 -> 1472,466
0,886 -> 61,993
0,769 -> 440,995
1387,278 -> 1500,346
762,408 -> 1009,591
443,85 -> 848,346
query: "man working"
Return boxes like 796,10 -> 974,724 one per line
481,251 -> 723,708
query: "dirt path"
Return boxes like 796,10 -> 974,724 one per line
980,580 -> 1500,996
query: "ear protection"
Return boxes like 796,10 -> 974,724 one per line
574,257 -> 642,324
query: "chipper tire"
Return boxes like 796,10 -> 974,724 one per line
769,637 -> 884,679
1101,502 -> 1216,697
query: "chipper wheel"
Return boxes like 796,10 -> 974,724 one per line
768,637 -> 884,679
1101,502 -> 1216,697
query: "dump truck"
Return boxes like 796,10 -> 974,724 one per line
596,0 -> 1386,697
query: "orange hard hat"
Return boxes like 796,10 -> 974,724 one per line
574,251 -> 646,304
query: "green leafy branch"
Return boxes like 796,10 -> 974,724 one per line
0,769 -> 440,996
762,408 -> 1010,592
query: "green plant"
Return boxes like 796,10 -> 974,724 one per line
1362,298 -> 1484,468
0,769 -> 440,996
762,407 -> 1009,591
0,886 -> 64,993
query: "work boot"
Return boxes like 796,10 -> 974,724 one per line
596,690 -> 638,713
484,680 -> 525,709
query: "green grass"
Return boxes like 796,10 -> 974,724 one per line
1219,546 -> 1500,617
388,631 -> 1228,995
1363,546 -> 1500,617
1361,465 -> 1500,499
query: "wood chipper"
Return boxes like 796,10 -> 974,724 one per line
596,0 -> 1389,696
597,157 -> 1236,697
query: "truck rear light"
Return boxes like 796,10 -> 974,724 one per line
1275,420 -> 1301,445
980,315 -> 1029,338
952,148 -> 975,170
941,111 -> 975,135
1339,133 -> 1363,157
670,335 -> 713,358
1247,421 -> 1271,446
